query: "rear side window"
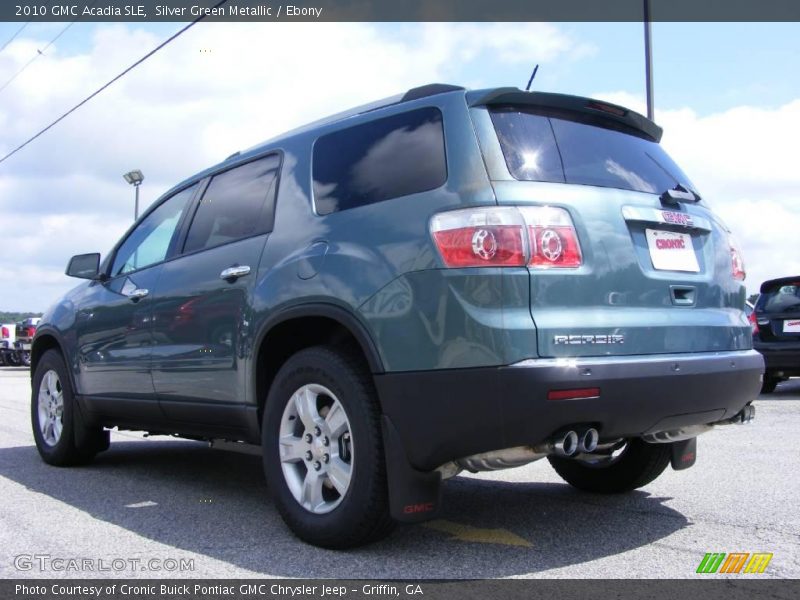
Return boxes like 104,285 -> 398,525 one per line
312,107 -> 447,215
490,107 -> 696,195
758,283 -> 800,314
183,154 -> 281,254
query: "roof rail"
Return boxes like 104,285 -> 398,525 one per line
401,83 -> 464,103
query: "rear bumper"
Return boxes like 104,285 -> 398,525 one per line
375,350 -> 764,471
753,341 -> 800,374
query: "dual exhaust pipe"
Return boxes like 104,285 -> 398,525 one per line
550,427 -> 599,457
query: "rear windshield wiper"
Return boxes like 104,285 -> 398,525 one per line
660,184 -> 701,205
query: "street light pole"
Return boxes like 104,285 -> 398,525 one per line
123,169 -> 145,221
644,0 -> 655,120
134,182 -> 140,220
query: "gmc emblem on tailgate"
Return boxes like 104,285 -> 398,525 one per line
661,210 -> 693,227
554,334 -> 625,345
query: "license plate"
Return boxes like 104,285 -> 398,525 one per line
645,229 -> 700,272
784,319 -> 800,333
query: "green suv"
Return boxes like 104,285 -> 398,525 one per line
31,84 -> 762,548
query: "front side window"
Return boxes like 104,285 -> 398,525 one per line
183,154 -> 281,254
312,107 -> 447,215
111,184 -> 197,276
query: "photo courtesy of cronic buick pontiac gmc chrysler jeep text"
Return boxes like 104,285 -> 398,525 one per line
30,84 -> 763,548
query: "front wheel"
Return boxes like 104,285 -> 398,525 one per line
548,438 -> 671,493
31,349 -> 109,466
262,345 -> 394,548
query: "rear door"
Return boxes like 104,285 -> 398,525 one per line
150,154 -> 281,424
474,100 -> 750,358
754,280 -> 800,343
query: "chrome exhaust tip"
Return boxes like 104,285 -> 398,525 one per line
553,430 -> 579,457
579,428 -> 599,453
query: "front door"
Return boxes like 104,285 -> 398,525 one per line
74,183 -> 198,420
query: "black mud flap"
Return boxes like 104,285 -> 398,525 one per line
74,397 -> 110,453
670,437 -> 697,470
381,415 -> 442,523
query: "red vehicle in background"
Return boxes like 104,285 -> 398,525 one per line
0,317 -> 40,366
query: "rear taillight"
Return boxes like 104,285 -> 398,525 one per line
730,237 -> 746,281
1,326 -> 8,339
748,311 -> 759,334
430,206 -> 582,269
520,206 -> 583,268
430,208 -> 526,268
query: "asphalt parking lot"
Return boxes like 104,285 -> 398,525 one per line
1,366 -> 798,579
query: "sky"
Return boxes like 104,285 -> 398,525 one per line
0,21 -> 799,311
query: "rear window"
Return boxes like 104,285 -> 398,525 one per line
312,107 -> 447,215
490,107 -> 696,195
758,283 -> 800,314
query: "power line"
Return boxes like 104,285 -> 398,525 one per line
0,22 -> 31,54
0,20 -> 78,95
0,0 -> 229,166
0,1 -> 52,55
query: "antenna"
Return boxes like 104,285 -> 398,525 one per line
525,64 -> 539,91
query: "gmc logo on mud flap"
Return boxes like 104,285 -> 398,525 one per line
403,503 -> 435,514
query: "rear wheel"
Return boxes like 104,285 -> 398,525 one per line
262,345 -> 394,548
31,349 -> 109,466
761,376 -> 779,394
548,438 -> 671,493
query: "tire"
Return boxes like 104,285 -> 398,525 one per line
6,351 -> 20,366
761,376 -> 779,394
20,350 -> 31,367
548,438 -> 671,493
31,349 -> 109,466
262,345 -> 394,548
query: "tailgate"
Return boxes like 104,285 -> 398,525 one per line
476,101 -> 750,358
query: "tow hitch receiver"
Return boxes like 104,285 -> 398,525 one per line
671,438 -> 697,470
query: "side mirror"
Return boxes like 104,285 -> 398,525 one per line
66,253 -> 102,280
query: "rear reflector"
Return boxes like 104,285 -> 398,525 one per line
748,310 -> 759,334
547,387 -> 600,401
430,206 -> 582,269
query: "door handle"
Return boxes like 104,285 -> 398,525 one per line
128,288 -> 149,301
220,265 -> 251,281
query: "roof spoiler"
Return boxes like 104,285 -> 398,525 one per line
468,88 -> 663,142
402,83 -> 465,103
760,276 -> 800,293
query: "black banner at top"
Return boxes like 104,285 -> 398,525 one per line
2,0 -> 800,22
